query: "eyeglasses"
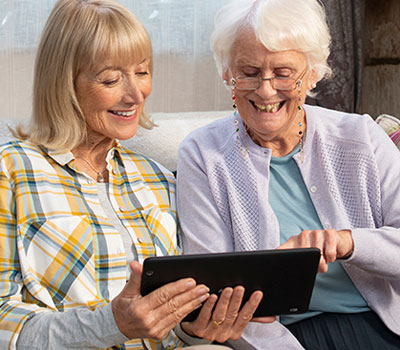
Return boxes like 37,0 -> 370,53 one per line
231,68 -> 308,91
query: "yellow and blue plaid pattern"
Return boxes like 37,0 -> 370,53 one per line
0,140 -> 183,349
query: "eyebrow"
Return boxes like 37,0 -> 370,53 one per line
95,58 -> 150,76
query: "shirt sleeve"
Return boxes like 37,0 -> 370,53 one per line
16,303 -> 128,349
0,154 -> 45,349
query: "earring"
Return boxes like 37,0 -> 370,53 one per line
232,88 -> 248,157
232,88 -> 238,116
311,83 -> 316,89
297,80 -> 302,92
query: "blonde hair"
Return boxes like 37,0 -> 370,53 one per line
211,0 -> 332,83
16,0 -> 154,151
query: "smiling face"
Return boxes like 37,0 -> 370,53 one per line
225,30 -> 317,150
75,58 -> 152,147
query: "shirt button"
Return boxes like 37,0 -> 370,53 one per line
344,263 -> 351,267
324,223 -> 331,229
119,207 -> 126,212
137,237 -> 144,243
310,186 -> 317,193
112,169 -> 117,175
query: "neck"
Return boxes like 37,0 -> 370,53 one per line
247,111 -> 306,157
72,138 -> 115,165
72,138 -> 115,183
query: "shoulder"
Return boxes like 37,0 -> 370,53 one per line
0,140 -> 46,163
118,145 -> 175,184
179,114 -> 236,157
305,105 -> 385,147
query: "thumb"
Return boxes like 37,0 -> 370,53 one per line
120,260 -> 143,298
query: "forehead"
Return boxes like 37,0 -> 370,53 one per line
230,29 -> 306,69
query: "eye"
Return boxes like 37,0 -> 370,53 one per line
102,79 -> 119,86
136,71 -> 150,77
99,73 -> 122,86
274,68 -> 294,78
243,72 -> 259,78
239,69 -> 259,78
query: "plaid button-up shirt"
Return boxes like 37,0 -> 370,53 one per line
0,140 -> 183,349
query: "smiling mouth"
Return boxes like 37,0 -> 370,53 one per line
252,101 -> 284,113
109,110 -> 136,117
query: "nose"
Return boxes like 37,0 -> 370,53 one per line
255,78 -> 277,98
122,77 -> 144,106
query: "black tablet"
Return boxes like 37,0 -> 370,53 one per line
141,248 -> 320,322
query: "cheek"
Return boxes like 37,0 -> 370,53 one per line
141,79 -> 152,100
79,88 -> 110,113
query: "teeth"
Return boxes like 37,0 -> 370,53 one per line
254,102 -> 280,113
113,110 -> 136,117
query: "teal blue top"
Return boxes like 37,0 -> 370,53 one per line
268,145 -> 370,325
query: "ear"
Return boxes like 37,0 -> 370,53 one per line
308,69 -> 318,90
222,70 -> 230,86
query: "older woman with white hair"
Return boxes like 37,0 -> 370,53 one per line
0,0 -> 270,349
177,0 -> 400,349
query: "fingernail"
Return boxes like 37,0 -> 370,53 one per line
225,288 -> 233,297
197,286 -> 209,296
254,293 -> 263,302
186,279 -> 196,288
198,293 -> 209,302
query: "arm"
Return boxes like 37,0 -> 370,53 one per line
177,136 -> 234,254
17,304 -> 127,349
280,116 -> 400,279
176,136 -> 304,349
346,116 -> 400,278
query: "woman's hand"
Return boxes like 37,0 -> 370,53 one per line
278,229 -> 354,273
181,286 -> 275,343
111,261 -> 210,340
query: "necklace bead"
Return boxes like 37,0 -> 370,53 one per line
77,157 -> 108,182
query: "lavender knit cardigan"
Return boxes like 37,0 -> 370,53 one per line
177,105 -> 400,350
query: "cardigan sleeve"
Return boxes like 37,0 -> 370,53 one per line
177,134 -> 235,254
346,115 -> 400,279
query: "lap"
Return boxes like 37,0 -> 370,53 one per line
286,311 -> 400,350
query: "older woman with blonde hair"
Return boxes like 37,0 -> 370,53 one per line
177,0 -> 400,349
0,0 -> 269,349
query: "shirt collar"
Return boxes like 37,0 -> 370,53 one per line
45,140 -> 122,167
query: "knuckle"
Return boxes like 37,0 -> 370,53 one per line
225,312 -> 238,321
173,309 -> 185,322
167,298 -> 179,313
155,288 -> 170,304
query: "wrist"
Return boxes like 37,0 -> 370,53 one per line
339,229 -> 354,259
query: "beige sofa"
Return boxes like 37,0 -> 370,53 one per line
0,110 -> 230,172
